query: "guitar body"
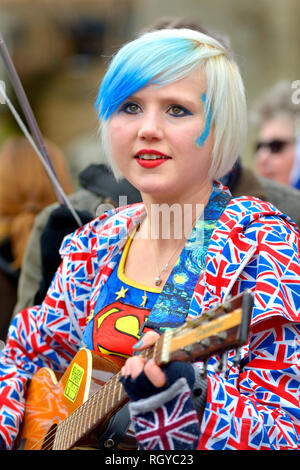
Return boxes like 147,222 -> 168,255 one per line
16,349 -> 132,450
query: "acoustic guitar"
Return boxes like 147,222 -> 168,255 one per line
15,290 -> 253,450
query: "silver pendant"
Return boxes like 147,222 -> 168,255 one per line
155,276 -> 162,286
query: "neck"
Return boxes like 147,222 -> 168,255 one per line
140,181 -> 212,244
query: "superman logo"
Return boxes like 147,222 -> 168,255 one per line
92,301 -> 150,357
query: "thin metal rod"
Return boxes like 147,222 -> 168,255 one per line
0,33 -> 82,226
0,34 -> 57,180
0,86 -> 82,227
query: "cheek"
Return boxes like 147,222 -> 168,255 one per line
285,149 -> 296,165
174,123 -> 202,150
109,121 -> 129,156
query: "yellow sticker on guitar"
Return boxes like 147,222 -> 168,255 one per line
64,363 -> 84,402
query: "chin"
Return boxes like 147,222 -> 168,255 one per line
130,174 -> 171,195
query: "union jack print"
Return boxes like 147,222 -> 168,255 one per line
131,381 -> 200,450
0,185 -> 299,450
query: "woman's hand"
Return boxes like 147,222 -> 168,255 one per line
121,330 -> 166,387
120,330 -> 196,403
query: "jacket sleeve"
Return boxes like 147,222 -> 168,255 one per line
0,260 -> 83,449
127,220 -> 300,450
198,318 -> 300,450
128,317 -> 300,450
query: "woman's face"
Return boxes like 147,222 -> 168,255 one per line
255,116 -> 296,186
108,70 -> 214,203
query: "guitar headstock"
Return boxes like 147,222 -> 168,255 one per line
157,290 -> 253,369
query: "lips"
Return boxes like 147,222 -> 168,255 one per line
135,149 -> 170,168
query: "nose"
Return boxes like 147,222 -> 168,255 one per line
256,147 -> 272,165
137,111 -> 163,141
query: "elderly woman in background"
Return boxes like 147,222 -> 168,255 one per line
0,29 -> 299,451
252,80 -> 300,189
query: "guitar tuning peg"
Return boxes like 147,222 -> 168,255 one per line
183,345 -> 193,357
217,331 -> 228,343
200,338 -> 211,350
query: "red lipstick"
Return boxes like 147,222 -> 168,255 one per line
135,149 -> 170,169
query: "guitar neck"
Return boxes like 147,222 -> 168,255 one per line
53,346 -> 157,449
53,369 -> 127,450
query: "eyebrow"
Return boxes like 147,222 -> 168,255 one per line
127,93 -> 199,110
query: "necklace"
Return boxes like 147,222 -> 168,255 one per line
151,238 -> 185,286
146,212 -> 200,287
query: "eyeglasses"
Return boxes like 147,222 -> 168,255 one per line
255,139 -> 295,154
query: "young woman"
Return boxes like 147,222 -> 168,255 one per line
0,28 -> 299,451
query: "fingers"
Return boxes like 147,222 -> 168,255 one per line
133,330 -> 160,351
121,331 -> 166,387
121,355 -> 147,379
144,359 -> 166,388
121,356 -> 166,388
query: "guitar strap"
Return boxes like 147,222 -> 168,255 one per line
144,184 -> 231,332
97,403 -> 134,450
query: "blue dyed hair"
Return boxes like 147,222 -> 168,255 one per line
96,28 -> 247,180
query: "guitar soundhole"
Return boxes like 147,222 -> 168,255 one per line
41,423 -> 57,450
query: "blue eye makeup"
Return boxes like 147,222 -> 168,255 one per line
167,104 -> 193,117
118,101 -> 141,114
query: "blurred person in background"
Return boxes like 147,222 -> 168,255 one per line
0,136 -> 73,340
252,80 -> 300,189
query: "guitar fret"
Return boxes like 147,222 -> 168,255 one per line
83,402 -> 90,438
104,381 -> 111,413
98,387 -> 104,420
72,407 -> 81,447
75,402 -> 88,447
66,419 -> 72,450
111,376 -> 118,409
63,420 -> 70,449
118,374 -> 123,401
89,391 -> 98,428
53,425 -> 60,450
86,396 -> 92,431
58,421 -> 65,450
58,421 -> 66,450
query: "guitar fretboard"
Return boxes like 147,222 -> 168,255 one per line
52,338 -> 164,450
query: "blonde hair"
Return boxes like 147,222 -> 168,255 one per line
0,137 -> 73,268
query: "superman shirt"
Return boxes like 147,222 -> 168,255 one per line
81,231 -> 161,358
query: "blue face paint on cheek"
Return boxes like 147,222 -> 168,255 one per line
196,93 -> 212,147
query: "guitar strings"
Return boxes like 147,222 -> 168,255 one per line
29,369 -> 126,450
29,345 -> 163,450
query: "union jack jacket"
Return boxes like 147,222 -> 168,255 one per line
0,188 -> 299,450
